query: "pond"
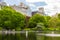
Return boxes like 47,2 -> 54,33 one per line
0,31 -> 60,40
36,31 -> 60,40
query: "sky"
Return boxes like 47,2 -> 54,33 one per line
3,0 -> 60,16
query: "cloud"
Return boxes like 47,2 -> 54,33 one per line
44,0 -> 60,16
28,3 -> 36,7
5,0 -> 60,16
28,4 -> 37,11
26,0 -> 60,16
26,0 -> 44,3
33,2 -> 47,6
4,0 -> 26,5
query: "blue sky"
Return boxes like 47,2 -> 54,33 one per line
4,0 -> 47,11
3,0 -> 60,16
4,0 -> 26,5
33,2 -> 47,6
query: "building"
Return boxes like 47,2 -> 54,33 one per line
32,7 -> 45,16
38,7 -> 45,15
11,2 -> 32,17
0,0 -> 7,10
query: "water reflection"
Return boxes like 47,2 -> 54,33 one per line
0,31 -> 26,40
0,31 -> 60,40
36,31 -> 60,40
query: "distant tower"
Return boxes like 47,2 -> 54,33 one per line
32,7 -> 45,16
0,0 -> 7,10
20,2 -> 24,7
38,7 -> 45,15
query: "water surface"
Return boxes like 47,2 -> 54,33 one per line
0,31 -> 60,40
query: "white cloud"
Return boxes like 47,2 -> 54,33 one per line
7,4 -> 9,6
26,0 -> 44,3
44,0 -> 60,16
26,0 -> 60,16
28,3 -> 36,7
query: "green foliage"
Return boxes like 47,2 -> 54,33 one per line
48,17 -> 60,29
47,27 -> 60,31
44,16 -> 51,27
0,27 -> 3,30
28,14 -> 46,28
15,27 -> 21,31
24,28 -> 31,31
0,6 -> 26,30
45,16 -> 51,21
0,6 -> 60,31
34,23 -> 45,31
58,14 -> 60,19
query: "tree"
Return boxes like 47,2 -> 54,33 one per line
58,14 -> 60,19
44,16 -> 51,27
48,17 -> 60,30
28,14 -> 46,28
0,6 -> 26,30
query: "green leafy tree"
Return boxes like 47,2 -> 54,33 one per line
48,17 -> 60,30
44,16 -> 51,27
28,14 -> 46,28
0,6 -> 26,30
34,23 -> 45,31
58,14 -> 60,19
